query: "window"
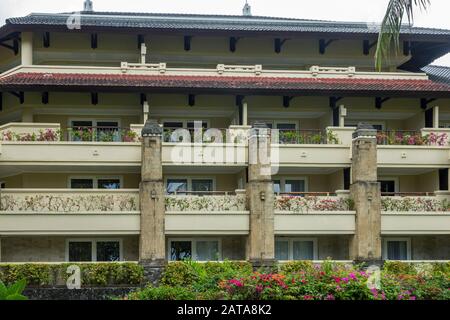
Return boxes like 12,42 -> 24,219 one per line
165,177 -> 215,194
168,239 -> 221,261
275,238 -> 317,261
383,238 -> 411,260
379,177 -> 399,194
163,120 -> 208,129
69,176 -> 122,189
66,239 -> 122,262
273,177 -> 307,193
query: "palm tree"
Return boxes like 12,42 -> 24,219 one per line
375,0 -> 430,71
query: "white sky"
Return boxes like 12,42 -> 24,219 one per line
1,0 -> 450,66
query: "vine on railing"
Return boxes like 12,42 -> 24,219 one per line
0,192 -> 139,212
1,127 -> 140,143
274,195 -> 354,213
165,193 -> 246,212
381,197 -> 450,212
376,131 -> 448,146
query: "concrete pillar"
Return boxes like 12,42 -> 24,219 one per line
349,123 -> 382,264
139,120 -> 166,283
242,102 -> 248,126
22,108 -> 33,122
246,122 -> 275,267
433,105 -> 439,129
143,101 -> 149,124
339,105 -> 347,127
21,32 -> 33,65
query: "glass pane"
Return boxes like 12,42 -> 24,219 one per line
273,180 -> 281,193
72,121 -> 93,127
192,179 -> 213,193
166,179 -> 188,194
98,179 -> 121,189
285,180 -> 305,193
187,121 -> 208,129
293,241 -> 314,260
170,241 -> 192,261
163,122 -> 183,128
69,242 -> 92,262
71,179 -> 94,189
380,181 -> 396,193
96,241 -> 120,262
196,241 -> 219,261
276,123 -> 296,130
387,241 -> 407,260
275,240 -> 289,260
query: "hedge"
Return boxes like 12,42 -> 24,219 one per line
125,260 -> 450,300
0,263 -> 145,287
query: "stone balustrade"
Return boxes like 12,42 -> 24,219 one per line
165,191 -> 247,212
0,189 -> 140,213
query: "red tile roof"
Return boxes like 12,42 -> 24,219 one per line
1,72 -> 450,97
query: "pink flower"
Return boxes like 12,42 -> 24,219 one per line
349,273 -> 357,280
325,294 -> 335,300
229,279 -> 243,287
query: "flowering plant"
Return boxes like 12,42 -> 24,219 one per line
275,196 -> 354,213
381,197 -> 450,212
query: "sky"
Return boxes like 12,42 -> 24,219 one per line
1,0 -> 449,66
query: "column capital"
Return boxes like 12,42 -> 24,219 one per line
352,123 -> 377,139
142,119 -> 162,137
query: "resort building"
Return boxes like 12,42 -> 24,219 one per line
0,2 -> 449,267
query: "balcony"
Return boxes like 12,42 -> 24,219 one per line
381,192 -> 450,235
274,192 -> 356,235
165,191 -> 250,235
0,189 -> 140,235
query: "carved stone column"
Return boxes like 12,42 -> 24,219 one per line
349,124 -> 382,264
247,122 -> 275,268
139,120 -> 166,283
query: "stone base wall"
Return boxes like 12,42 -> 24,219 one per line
411,235 -> 450,260
23,287 -> 138,300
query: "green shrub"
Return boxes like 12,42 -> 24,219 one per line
160,261 -> 199,287
0,263 -> 145,287
279,261 -> 315,274
126,285 -> 196,300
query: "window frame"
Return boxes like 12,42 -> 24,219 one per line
383,237 -> 411,261
65,238 -> 123,262
161,119 -> 210,128
250,120 -> 299,130
68,175 -> 124,189
167,238 -> 222,262
273,177 -> 308,194
67,118 -> 122,142
165,176 -> 216,193
345,120 -> 386,131
275,237 -> 318,261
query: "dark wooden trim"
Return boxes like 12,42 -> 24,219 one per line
420,98 -> 436,110
137,34 -> 145,49
229,37 -> 240,52
188,94 -> 195,106
91,92 -> 98,105
9,91 -> 24,104
363,39 -> 377,55
91,33 -> 98,49
43,32 -> 50,48
319,39 -> 337,54
184,36 -> 192,51
41,92 -> 49,104
375,97 -> 390,109
274,38 -> 288,54
282,96 -> 294,108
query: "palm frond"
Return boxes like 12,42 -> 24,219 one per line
375,0 -> 430,71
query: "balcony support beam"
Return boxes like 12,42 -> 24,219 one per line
247,123 -> 275,268
139,119 -> 166,284
349,124 -> 382,264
